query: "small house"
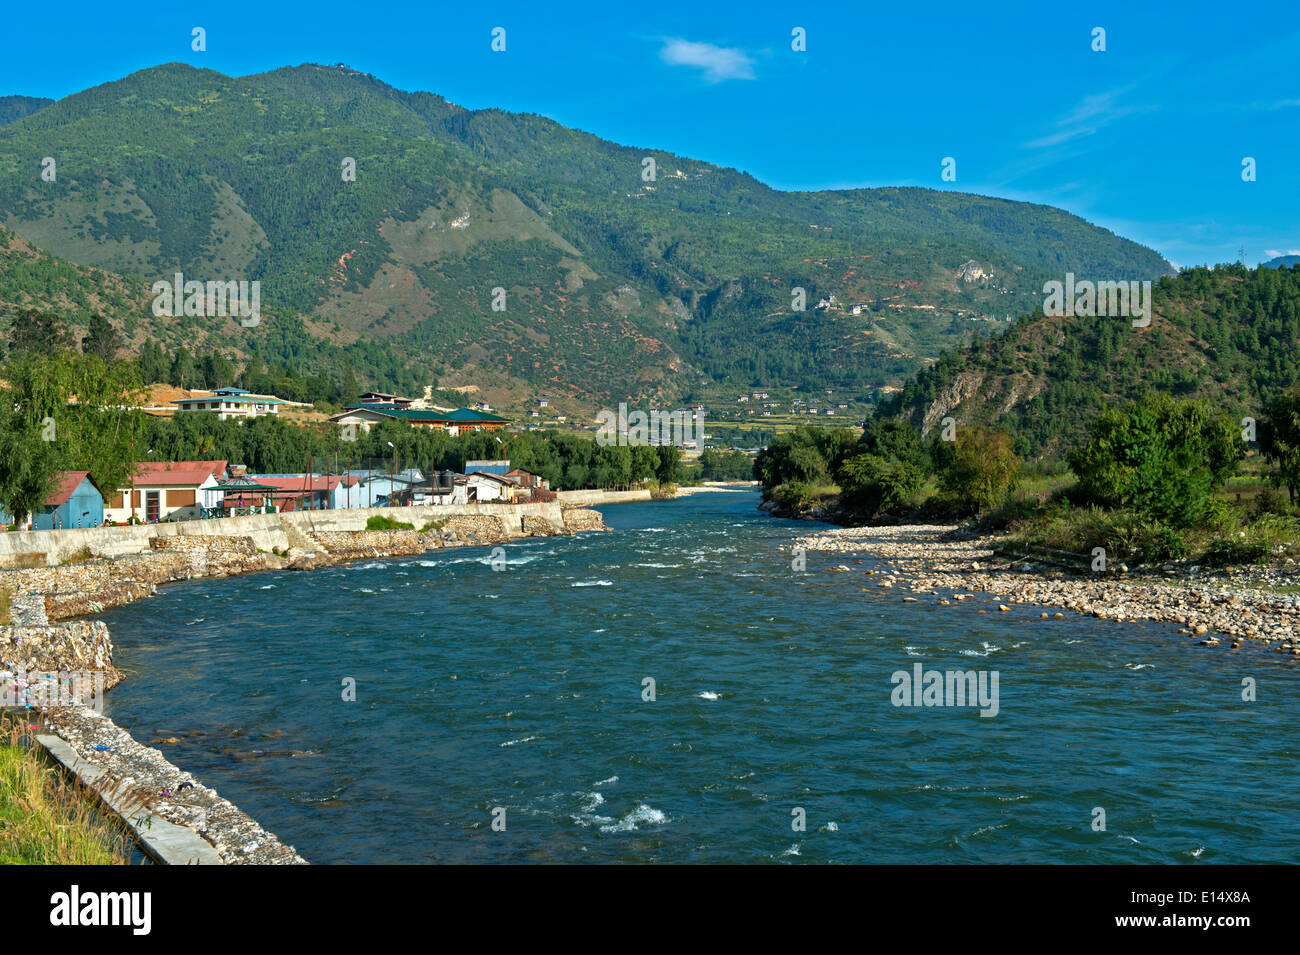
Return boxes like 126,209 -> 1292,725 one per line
107,460 -> 228,523
171,387 -> 284,420
464,472 -> 516,502
29,472 -> 105,531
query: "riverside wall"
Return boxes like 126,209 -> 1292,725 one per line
0,501 -> 567,567
555,489 -> 653,506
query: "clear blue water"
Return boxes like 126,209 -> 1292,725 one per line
100,491 -> 1300,863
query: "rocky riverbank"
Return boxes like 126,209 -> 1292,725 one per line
788,523 -> 1300,656
36,702 -> 307,864
0,505 -> 609,864
0,508 -> 606,624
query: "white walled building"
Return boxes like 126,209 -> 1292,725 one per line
171,387 -> 285,420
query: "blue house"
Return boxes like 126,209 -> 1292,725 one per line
33,471 -> 105,530
339,468 -> 426,508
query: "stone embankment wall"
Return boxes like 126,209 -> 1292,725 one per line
0,504 -> 605,626
0,501 -> 568,567
555,489 -> 653,506
0,621 -> 116,680
561,507 -> 607,532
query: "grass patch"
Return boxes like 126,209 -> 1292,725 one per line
365,515 -> 414,531
0,718 -> 133,864
1010,505 -> 1188,563
420,519 -> 448,533
57,545 -> 95,566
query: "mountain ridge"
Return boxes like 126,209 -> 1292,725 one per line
0,62 -> 1173,404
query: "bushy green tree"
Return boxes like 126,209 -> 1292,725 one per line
0,352 -> 144,522
1066,392 -> 1242,527
938,425 -> 1020,513
80,313 -> 120,361
753,427 -> 856,489
837,453 -> 924,512
1261,388 -> 1300,503
7,308 -> 73,357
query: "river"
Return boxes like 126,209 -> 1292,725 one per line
99,490 -> 1300,863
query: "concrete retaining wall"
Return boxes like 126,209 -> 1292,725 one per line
0,502 -> 566,567
555,489 -> 653,506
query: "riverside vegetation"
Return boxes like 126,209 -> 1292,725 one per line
0,716 -> 132,864
756,389 -> 1300,570
758,264 -> 1300,577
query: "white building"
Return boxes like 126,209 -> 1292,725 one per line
105,460 -> 228,524
464,472 -> 516,502
171,387 -> 284,420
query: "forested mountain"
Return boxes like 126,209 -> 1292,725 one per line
0,95 -> 52,126
0,63 -> 1171,404
0,225 -> 432,395
879,264 -> 1300,457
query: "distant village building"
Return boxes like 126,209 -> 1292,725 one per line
329,405 -> 510,436
355,391 -> 414,408
171,387 -> 285,420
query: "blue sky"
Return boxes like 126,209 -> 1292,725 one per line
2,0 -> 1297,268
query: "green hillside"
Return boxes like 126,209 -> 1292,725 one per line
879,264 -> 1300,457
0,63 -> 1172,405
0,95 -> 52,127
0,225 -> 433,397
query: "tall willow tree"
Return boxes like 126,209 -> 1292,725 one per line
0,352 -> 145,524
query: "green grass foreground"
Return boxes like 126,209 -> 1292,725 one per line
0,718 -> 132,865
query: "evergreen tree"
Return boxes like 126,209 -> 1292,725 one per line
169,346 -> 197,389
81,313 -> 120,361
8,308 -> 73,356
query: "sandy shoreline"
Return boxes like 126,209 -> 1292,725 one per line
786,523 -> 1300,655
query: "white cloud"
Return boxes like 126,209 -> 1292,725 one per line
1025,86 -> 1156,149
1264,249 -> 1300,257
659,38 -> 756,83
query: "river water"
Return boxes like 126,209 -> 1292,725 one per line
100,491 -> 1300,863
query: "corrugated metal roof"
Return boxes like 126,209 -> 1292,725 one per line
132,460 -> 227,486
45,471 -> 95,508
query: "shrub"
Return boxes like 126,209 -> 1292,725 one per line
1202,537 -> 1270,566
1013,506 -> 1187,562
937,426 -> 1020,513
1067,392 -> 1243,528
365,515 -> 414,531
771,481 -> 829,513
837,453 -> 924,514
